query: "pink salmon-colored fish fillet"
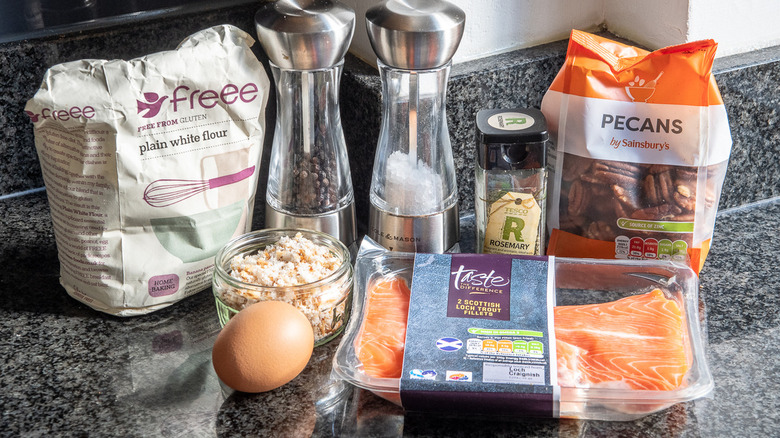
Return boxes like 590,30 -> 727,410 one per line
553,289 -> 689,390
356,282 -> 689,392
356,277 -> 411,379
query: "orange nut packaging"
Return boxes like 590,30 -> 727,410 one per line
541,30 -> 732,274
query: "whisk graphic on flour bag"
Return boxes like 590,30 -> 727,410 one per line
143,166 -> 256,207
541,30 -> 732,274
25,25 -> 271,315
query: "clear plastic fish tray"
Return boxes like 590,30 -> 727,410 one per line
331,240 -> 713,421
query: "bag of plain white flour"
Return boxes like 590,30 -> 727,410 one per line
25,25 -> 270,315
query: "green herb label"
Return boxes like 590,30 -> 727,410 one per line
483,192 -> 541,255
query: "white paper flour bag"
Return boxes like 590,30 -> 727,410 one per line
25,25 -> 270,315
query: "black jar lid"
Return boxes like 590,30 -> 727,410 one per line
476,108 -> 548,171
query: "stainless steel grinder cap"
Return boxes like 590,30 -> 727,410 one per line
365,0 -> 465,70
255,0 -> 356,70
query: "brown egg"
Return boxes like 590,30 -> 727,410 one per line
212,300 -> 314,393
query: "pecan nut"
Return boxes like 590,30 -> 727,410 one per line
567,180 -> 589,217
642,170 -> 674,206
557,154 -> 723,244
585,162 -> 642,187
631,203 -> 682,220
584,221 -> 617,241
673,183 -> 696,211
613,184 -> 642,211
562,156 -> 592,182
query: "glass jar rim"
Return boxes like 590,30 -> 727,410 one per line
213,228 -> 352,295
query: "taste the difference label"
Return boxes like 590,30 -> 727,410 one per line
399,253 -> 557,417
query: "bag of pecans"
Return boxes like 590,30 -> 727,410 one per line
541,30 -> 732,274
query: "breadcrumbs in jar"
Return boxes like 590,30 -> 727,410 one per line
215,231 -> 352,344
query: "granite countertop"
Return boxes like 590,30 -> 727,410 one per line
1,190 -> 778,437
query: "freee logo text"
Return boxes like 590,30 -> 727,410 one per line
25,106 -> 96,123
137,82 -> 259,119
25,81 -> 259,124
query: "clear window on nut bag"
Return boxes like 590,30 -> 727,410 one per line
541,30 -> 732,274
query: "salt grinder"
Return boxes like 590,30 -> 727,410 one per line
255,0 -> 357,252
365,0 -> 465,253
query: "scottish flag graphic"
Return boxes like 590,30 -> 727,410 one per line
436,337 -> 463,352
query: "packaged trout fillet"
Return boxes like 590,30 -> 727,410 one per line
332,238 -> 713,421
541,30 -> 732,274
25,25 -> 270,315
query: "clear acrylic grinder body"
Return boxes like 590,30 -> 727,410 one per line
255,0 -> 357,250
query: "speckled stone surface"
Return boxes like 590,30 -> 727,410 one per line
1,190 -> 778,436
714,44 -> 780,209
695,200 -> 780,436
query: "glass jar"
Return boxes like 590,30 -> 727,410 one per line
212,228 -> 353,346
475,108 -> 549,255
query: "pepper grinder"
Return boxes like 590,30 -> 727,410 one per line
365,0 -> 465,253
255,0 -> 357,252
